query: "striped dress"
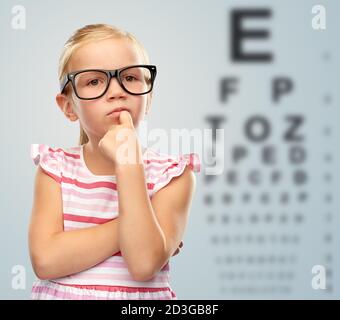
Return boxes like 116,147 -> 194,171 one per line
30,143 -> 200,300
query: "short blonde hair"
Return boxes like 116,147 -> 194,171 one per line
58,24 -> 151,145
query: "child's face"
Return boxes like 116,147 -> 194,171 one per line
57,38 -> 151,140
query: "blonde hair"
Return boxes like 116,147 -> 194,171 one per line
58,24 -> 151,145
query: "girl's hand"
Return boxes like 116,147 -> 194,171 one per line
172,240 -> 184,257
98,111 -> 141,165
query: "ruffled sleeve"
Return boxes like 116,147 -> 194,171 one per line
30,144 -> 63,183
150,152 -> 201,195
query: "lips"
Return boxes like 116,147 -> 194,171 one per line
107,107 -> 129,116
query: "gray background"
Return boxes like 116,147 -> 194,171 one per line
0,0 -> 339,299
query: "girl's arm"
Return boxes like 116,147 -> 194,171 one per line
117,160 -> 196,282
28,166 -> 120,280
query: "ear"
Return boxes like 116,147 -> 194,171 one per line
56,93 -> 78,121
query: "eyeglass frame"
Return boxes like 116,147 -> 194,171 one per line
60,64 -> 157,100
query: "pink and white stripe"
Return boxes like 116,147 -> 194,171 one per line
32,280 -> 177,300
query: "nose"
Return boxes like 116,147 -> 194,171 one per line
106,76 -> 127,100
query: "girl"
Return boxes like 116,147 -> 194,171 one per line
29,24 -> 200,300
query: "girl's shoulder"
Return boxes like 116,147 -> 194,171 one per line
143,147 -> 201,195
30,143 -> 80,183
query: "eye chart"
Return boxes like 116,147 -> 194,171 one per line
201,1 -> 339,299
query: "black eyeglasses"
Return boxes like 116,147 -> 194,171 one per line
60,64 -> 157,100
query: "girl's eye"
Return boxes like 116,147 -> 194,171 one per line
125,75 -> 137,82
87,79 -> 101,86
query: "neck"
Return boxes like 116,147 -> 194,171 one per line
83,139 -> 117,174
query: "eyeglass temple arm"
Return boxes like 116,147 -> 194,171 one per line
60,75 -> 69,93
